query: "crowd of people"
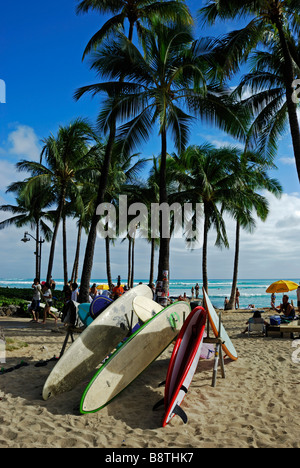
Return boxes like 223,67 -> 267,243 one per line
28,276 -> 141,324
29,277 -> 57,324
28,277 -> 300,330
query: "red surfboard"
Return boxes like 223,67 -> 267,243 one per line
162,306 -> 207,426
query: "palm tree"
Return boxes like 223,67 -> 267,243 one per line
232,35 -> 299,162
17,119 -> 96,283
77,23 -> 248,299
76,0 -> 193,303
69,140 -> 106,283
199,0 -> 300,183
223,147 -> 283,309
0,181 -> 53,280
76,0 -> 193,57
180,144 -> 238,293
104,149 -> 148,288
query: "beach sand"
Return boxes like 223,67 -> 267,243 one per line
0,310 -> 300,449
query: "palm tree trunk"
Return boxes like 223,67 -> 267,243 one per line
35,219 -> 40,281
62,212 -> 68,285
157,127 -> 170,301
46,190 -> 65,283
71,221 -> 82,283
228,220 -> 240,310
78,23 -> 137,303
105,237 -> 113,289
79,123 -> 116,303
275,17 -> 300,183
202,205 -> 209,294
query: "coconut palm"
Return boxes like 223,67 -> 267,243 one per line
76,23 -> 248,298
0,181 -> 53,280
199,0 -> 300,182
103,148 -> 148,288
231,34 -> 300,163
222,147 -> 283,309
180,144 -> 238,293
16,119 -> 96,283
76,0 -> 193,303
76,0 -> 193,57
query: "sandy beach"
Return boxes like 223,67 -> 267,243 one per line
0,310 -> 300,449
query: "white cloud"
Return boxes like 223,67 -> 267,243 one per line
227,192 -> 300,278
0,125 -> 42,195
1,190 -> 300,281
0,160 -> 20,192
197,132 -> 244,150
7,125 -> 41,161
279,157 -> 296,166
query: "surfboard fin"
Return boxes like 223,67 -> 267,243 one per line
158,380 -> 166,388
173,404 -> 188,424
152,398 -> 165,411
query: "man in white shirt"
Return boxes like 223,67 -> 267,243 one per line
30,278 -> 41,322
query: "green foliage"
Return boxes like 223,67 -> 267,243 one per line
0,288 -> 65,315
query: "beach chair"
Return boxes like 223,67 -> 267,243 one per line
248,322 -> 266,337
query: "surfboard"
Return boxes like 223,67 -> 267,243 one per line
42,284 -> 153,400
132,296 -> 163,323
203,288 -> 238,361
162,306 -> 207,426
78,303 -> 93,328
80,301 -> 191,414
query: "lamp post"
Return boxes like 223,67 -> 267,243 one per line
21,232 -> 45,281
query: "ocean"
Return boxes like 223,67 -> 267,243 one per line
0,277 -> 299,309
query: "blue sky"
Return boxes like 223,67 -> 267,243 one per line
0,0 -> 300,282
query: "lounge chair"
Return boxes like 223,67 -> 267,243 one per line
248,322 -> 266,337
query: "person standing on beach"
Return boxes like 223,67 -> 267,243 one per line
112,276 -> 124,300
29,278 -> 42,322
41,282 -> 58,324
71,282 -> 79,302
49,277 -> 56,290
235,288 -> 240,309
271,292 -> 276,309
195,283 -> 200,299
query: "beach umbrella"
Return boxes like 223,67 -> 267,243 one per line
266,280 -> 299,294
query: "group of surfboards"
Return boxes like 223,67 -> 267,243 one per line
42,284 -> 238,426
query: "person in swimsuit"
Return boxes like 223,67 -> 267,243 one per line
275,295 -> 295,319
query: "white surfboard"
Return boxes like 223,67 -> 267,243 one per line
80,301 -> 191,414
203,288 -> 238,361
132,296 -> 163,323
42,284 -> 153,400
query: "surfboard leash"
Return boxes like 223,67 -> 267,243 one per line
0,361 -> 29,375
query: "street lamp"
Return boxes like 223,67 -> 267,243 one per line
21,232 -> 45,281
